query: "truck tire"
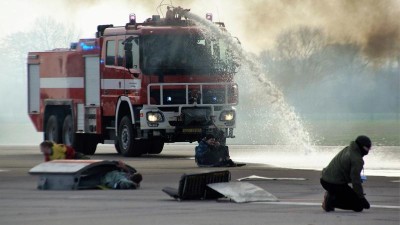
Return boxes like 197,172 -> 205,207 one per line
62,115 -> 74,146
114,139 -> 121,154
74,133 -> 98,155
117,116 -> 144,157
45,115 -> 61,143
147,138 -> 164,154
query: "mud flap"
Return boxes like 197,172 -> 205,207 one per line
29,160 -> 137,190
207,182 -> 279,203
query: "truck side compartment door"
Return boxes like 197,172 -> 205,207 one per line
85,56 -> 100,106
28,64 -> 40,113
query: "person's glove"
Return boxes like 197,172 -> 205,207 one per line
361,197 -> 370,209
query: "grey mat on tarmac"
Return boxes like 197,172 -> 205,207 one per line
207,181 -> 279,203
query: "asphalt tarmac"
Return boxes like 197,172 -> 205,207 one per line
0,144 -> 398,225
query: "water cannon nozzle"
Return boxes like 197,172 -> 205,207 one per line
166,6 -> 190,20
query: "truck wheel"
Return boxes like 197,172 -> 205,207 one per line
45,115 -> 60,143
147,138 -> 164,154
114,139 -> 121,154
62,115 -> 74,146
74,134 -> 98,155
118,116 -> 143,157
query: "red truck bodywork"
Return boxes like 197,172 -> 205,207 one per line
28,14 -> 238,156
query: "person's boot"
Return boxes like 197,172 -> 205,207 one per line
322,192 -> 335,212
226,159 -> 237,167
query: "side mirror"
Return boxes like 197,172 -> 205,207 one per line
124,42 -> 133,69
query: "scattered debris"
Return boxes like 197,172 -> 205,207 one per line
163,171 -> 279,203
163,170 -> 231,200
208,182 -> 278,203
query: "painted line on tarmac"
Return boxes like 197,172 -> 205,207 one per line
253,201 -> 400,209
237,175 -> 307,181
0,169 -> 9,172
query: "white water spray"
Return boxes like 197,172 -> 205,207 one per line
187,12 -> 314,153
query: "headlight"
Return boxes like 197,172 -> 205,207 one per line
147,112 -> 164,122
228,84 -> 239,104
220,110 -> 235,121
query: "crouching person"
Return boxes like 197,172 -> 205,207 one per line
195,134 -> 237,167
101,160 -> 143,189
320,135 -> 372,212
40,141 -> 89,162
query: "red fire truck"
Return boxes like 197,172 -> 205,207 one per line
27,8 -> 239,156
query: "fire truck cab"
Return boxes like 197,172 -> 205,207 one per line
27,10 -> 239,156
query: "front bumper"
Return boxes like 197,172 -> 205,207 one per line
139,105 -> 236,142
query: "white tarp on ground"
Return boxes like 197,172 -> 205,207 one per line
207,182 -> 278,203
237,175 -> 306,181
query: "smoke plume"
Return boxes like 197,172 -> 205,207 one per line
64,0 -> 399,61
237,0 -> 400,60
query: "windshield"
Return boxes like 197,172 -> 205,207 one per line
142,33 -> 237,75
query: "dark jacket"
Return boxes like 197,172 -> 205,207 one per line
195,140 -> 209,158
195,140 -> 223,165
321,141 -> 365,198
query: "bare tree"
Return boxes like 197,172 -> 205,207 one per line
0,17 -> 79,65
276,26 -> 326,61
0,17 -> 79,121
323,42 -> 368,76
266,26 -> 327,90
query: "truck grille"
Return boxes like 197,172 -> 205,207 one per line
168,107 -> 212,127
150,89 -> 226,105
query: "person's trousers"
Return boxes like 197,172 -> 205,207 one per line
74,152 -> 90,159
320,178 -> 364,212
216,146 -> 230,159
196,146 -> 231,167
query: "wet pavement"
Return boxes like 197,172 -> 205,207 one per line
0,144 -> 398,225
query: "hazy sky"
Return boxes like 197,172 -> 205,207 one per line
1,0 -> 399,55
0,0 -> 251,49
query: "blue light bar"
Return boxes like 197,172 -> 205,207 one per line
80,42 -> 96,51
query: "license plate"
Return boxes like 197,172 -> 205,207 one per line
182,128 -> 202,133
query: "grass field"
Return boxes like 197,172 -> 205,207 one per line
304,119 -> 400,146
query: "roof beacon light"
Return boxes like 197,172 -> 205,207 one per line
206,13 -> 213,21
129,13 -> 136,25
